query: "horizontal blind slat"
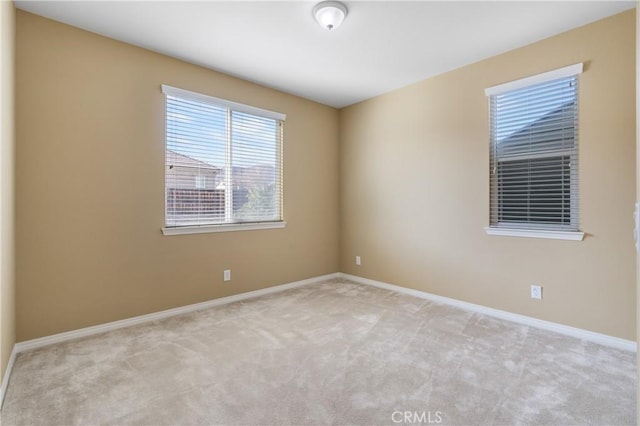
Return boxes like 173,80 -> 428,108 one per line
488,74 -> 579,231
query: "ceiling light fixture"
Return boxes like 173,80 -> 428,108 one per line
313,1 -> 348,31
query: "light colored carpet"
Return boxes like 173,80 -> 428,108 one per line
2,279 -> 636,425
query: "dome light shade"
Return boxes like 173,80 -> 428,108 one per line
313,1 -> 348,31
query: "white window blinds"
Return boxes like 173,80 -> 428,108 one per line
162,85 -> 285,228
485,64 -> 582,232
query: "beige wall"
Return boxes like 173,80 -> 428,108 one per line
340,10 -> 636,340
636,2 -> 640,424
15,11 -> 340,341
0,0 -> 16,382
14,9 -> 637,342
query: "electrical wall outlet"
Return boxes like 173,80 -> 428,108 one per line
531,284 -> 542,300
223,269 -> 231,282
355,256 -> 361,266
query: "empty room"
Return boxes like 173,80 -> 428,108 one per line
0,0 -> 638,425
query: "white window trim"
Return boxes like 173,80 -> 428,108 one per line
161,85 -> 286,121
484,62 -> 583,96
484,227 -> 585,241
485,63 -> 584,240
162,84 -> 285,233
163,221 -> 287,236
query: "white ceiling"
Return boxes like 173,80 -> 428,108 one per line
15,1 -> 635,108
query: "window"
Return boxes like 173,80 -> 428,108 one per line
162,85 -> 285,235
484,63 -> 584,240
195,175 -> 206,190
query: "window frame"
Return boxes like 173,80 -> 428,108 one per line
160,85 -> 287,236
483,64 -> 585,241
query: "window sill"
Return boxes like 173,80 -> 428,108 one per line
484,227 -> 584,241
162,221 -> 286,236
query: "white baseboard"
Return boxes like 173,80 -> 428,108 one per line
2,270 -> 634,410
339,273 -> 637,352
0,345 -> 17,409
0,272 -> 338,409
14,272 -> 340,354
